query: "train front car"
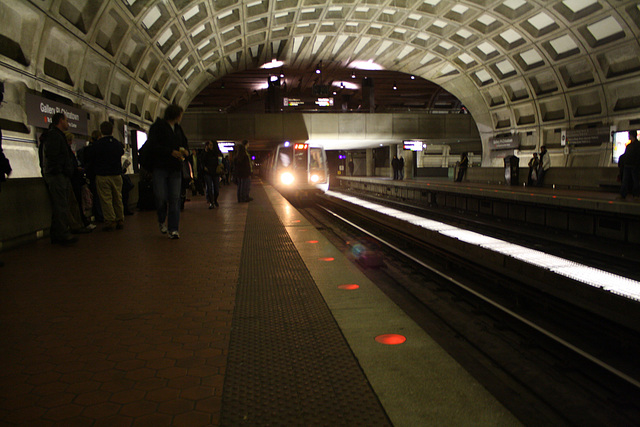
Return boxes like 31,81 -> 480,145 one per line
272,141 -> 328,201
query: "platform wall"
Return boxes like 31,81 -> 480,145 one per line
0,175 -> 140,251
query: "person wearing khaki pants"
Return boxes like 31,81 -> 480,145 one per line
88,121 -> 125,231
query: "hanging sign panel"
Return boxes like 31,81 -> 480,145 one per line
564,126 -> 610,146
25,93 -> 88,135
403,140 -> 424,151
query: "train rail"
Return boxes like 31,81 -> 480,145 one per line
297,193 -> 640,425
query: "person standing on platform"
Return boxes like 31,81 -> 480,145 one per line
202,140 -> 221,209
90,121 -> 125,231
398,155 -> 405,180
619,131 -> 640,201
537,145 -> 550,187
0,124 -> 12,266
455,152 -> 468,182
527,153 -> 539,186
148,104 -> 188,239
41,113 -> 78,245
348,157 -> 354,176
82,130 -> 104,223
391,155 -> 399,180
222,155 -> 230,185
234,139 -> 252,202
64,132 -> 93,234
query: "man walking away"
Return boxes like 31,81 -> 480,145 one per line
234,140 -> 252,202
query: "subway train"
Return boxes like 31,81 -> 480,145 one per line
263,141 -> 329,201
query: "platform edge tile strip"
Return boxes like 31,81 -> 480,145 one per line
264,185 -> 522,427
219,183 -> 391,426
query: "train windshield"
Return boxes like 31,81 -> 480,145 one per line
277,146 -> 293,168
309,147 -> 323,172
293,145 -> 307,170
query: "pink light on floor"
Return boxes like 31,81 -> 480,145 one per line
338,284 -> 360,290
319,257 -> 334,261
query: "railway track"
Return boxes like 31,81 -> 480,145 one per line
297,195 -> 640,426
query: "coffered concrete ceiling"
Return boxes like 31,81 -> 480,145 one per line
1,0 -> 640,142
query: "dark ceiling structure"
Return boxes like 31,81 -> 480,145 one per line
189,67 -> 464,113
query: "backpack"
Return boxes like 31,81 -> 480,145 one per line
138,140 -> 154,172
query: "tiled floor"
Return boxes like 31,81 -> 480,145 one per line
0,184 -> 245,426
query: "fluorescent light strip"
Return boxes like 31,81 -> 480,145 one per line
325,191 -> 640,302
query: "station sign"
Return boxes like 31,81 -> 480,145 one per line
490,133 -> 520,149
563,126 -> 610,146
403,140 -> 424,151
25,93 -> 88,135
315,97 -> 334,107
219,142 -> 235,153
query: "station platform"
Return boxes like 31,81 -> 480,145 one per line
337,176 -> 639,214
0,180 -> 519,426
337,176 -> 640,244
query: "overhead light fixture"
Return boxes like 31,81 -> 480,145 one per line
410,75 -> 415,80
220,81 -> 225,89
393,81 -> 397,90
315,61 -> 322,74
261,59 -> 284,69
351,71 -> 356,79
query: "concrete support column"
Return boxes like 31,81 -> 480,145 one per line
404,151 -> 415,179
366,148 -> 374,177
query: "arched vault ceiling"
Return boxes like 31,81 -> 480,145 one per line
2,0 -> 640,136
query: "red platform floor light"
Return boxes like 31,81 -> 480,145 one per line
337,284 -> 360,290
375,334 -> 407,345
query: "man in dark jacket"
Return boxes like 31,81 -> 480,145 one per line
89,121 -> 125,231
234,140 -> 252,202
202,140 -> 221,208
0,126 -> 11,190
42,113 -> 77,245
148,104 -> 189,239
0,125 -> 11,266
620,131 -> 640,200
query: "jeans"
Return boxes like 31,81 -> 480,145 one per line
153,168 -> 182,232
237,176 -> 251,202
204,174 -> 219,204
44,174 -> 73,241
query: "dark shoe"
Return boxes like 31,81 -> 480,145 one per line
102,223 -> 116,232
124,210 -> 134,216
247,197 -> 253,202
214,201 -> 219,208
116,221 -> 124,230
209,203 -> 214,209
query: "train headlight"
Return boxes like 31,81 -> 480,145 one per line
310,174 -> 320,183
280,172 -> 295,185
